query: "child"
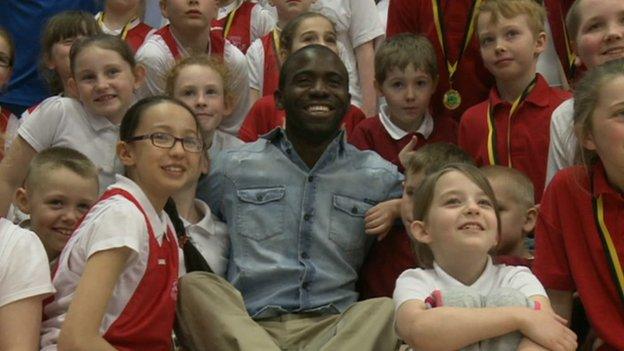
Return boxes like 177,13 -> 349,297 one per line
213,0 -> 275,54
0,217 -> 54,350
394,163 -> 577,351
386,0 -> 495,122
546,0 -> 624,184
482,165 -> 536,267
458,0 -> 571,203
0,27 -> 17,159
40,96 -> 204,350
0,34 -> 145,216
39,11 -> 101,98
166,54 -> 243,155
13,147 -> 99,268
239,12 -> 366,142
95,0 -> 155,52
136,0 -> 250,136
245,0 -> 315,104
534,58 -> 624,350
349,33 -> 457,172
359,142 -> 474,299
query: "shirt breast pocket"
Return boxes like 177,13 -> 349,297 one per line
235,187 -> 286,241
329,194 -> 373,252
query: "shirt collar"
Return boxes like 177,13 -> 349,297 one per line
218,0 -> 243,19
592,161 -> 622,198
432,256 -> 494,288
378,103 -> 433,140
74,98 -> 119,132
181,199 -> 216,236
95,12 -> 141,35
111,174 -> 168,236
489,73 -> 550,109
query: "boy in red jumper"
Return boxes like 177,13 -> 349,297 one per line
349,33 -> 457,172
458,0 -> 570,203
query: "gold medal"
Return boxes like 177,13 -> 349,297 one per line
443,89 -> 462,110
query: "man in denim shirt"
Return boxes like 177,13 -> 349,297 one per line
177,45 -> 403,351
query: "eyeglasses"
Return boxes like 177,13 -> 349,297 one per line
127,132 -> 204,153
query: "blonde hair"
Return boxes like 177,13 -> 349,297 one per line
477,0 -> 547,36
573,58 -> 624,166
481,165 -> 534,209
565,0 -> 583,42
411,163 -> 500,268
165,54 -> 231,102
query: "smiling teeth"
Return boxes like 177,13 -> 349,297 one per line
604,47 -> 624,55
307,105 -> 330,112
460,224 -> 482,230
164,166 -> 184,172
55,228 -> 72,236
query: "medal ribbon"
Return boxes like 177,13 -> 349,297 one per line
272,28 -> 282,68
431,0 -> 482,85
486,75 -> 537,166
592,184 -> 624,305
223,5 -> 239,39
98,13 -> 137,40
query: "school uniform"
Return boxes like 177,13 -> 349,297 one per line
0,218 -> 54,308
135,25 -> 250,136
18,97 -> 123,192
95,12 -> 156,53
458,74 -> 571,202
545,98 -> 575,186
349,104 -> 457,171
182,199 -> 229,277
246,32 -> 363,104
534,163 -> 624,350
349,105 -> 456,299
41,175 -> 179,351
238,95 -> 365,142
213,0 -> 275,54
386,0 -> 495,122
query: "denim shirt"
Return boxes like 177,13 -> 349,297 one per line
197,129 -> 403,319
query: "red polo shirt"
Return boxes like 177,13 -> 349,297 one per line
386,0 -> 494,122
238,95 -> 366,142
458,74 -> 570,202
534,163 -> 624,351
348,113 -> 457,171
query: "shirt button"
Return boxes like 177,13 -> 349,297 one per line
301,252 -> 309,259
308,175 -> 314,182
304,214 -> 311,221
351,206 -> 359,214
302,282 -> 309,289
256,194 -> 263,201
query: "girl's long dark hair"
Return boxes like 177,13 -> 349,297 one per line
164,198 -> 213,273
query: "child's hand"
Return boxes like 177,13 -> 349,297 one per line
364,199 -> 401,240
519,309 -> 577,351
398,135 -> 419,168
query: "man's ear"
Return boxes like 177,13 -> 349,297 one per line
410,220 -> 432,244
522,204 -> 539,234
14,187 -> 31,214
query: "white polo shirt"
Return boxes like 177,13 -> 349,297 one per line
18,97 -> 122,192
0,218 -> 54,308
393,256 -> 547,311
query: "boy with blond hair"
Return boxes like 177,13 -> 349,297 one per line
482,165 -> 537,268
14,146 -> 99,267
458,0 -> 571,203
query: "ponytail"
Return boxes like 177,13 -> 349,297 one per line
164,198 -> 214,273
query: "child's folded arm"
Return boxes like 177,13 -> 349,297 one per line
395,296 -> 575,351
